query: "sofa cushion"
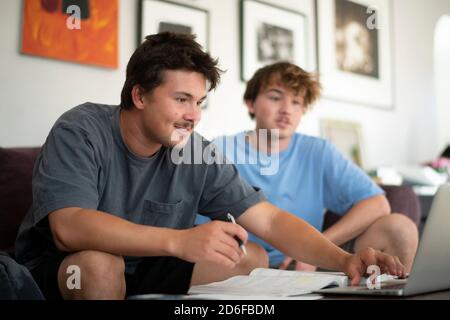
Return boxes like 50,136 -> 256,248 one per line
323,184 -> 422,231
382,185 -> 421,226
0,147 -> 41,252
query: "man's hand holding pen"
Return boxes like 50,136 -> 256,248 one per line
169,219 -> 248,268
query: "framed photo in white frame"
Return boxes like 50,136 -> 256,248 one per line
316,0 -> 394,110
240,0 -> 309,81
139,0 -> 209,51
320,118 -> 365,168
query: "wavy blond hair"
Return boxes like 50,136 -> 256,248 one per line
244,62 -> 322,118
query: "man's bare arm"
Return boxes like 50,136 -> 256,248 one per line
236,201 -> 350,271
237,201 -> 405,284
49,207 -> 247,268
322,195 -> 390,246
49,207 -> 176,256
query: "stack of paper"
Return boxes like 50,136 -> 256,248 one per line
188,268 -> 348,299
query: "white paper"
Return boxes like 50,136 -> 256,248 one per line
189,293 -> 323,300
188,268 -> 348,298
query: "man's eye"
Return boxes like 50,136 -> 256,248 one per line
176,98 -> 188,103
269,96 -> 281,101
294,101 -> 305,109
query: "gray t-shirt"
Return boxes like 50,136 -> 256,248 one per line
15,103 -> 265,270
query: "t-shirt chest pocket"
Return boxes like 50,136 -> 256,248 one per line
142,199 -> 185,228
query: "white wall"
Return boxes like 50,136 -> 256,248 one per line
390,0 -> 450,166
0,0 -> 135,147
434,15 -> 450,154
1,0 -> 449,169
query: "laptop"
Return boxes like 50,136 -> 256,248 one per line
316,183 -> 450,297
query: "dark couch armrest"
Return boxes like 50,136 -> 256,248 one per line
323,184 -> 421,231
0,147 -> 41,252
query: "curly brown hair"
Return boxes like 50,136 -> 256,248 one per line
120,32 -> 223,109
243,62 -> 322,119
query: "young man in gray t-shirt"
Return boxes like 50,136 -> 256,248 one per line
15,32 -> 405,300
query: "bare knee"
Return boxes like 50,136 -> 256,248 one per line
58,250 -> 126,300
355,214 -> 419,257
381,214 -> 419,248
359,214 -> 419,272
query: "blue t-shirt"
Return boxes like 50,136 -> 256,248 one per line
196,131 -> 383,266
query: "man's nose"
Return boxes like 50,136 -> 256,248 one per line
279,101 -> 293,115
184,103 -> 202,123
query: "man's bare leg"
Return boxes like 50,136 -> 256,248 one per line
190,242 -> 269,286
57,250 -> 126,300
354,213 -> 419,272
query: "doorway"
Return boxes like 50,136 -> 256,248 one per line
434,15 -> 450,153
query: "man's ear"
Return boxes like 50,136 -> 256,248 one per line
245,100 -> 255,116
131,85 -> 145,110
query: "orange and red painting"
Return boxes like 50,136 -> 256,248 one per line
21,0 -> 118,68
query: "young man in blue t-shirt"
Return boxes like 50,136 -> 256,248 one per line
198,62 -> 418,272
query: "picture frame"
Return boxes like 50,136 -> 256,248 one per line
139,0 -> 209,51
320,119 -> 365,168
21,0 -> 119,69
316,0 -> 394,110
240,0 -> 309,81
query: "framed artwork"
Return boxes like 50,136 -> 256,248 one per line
240,0 -> 309,81
316,0 -> 393,109
21,0 -> 119,69
320,119 -> 365,168
139,0 -> 209,51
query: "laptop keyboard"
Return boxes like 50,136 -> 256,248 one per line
380,283 -> 406,290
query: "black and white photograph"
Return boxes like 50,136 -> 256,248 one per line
241,0 -> 308,81
158,22 -> 192,35
335,0 -> 379,78
316,0 -> 393,109
257,23 -> 294,63
139,0 -> 209,50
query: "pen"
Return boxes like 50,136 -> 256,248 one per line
227,213 -> 247,256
